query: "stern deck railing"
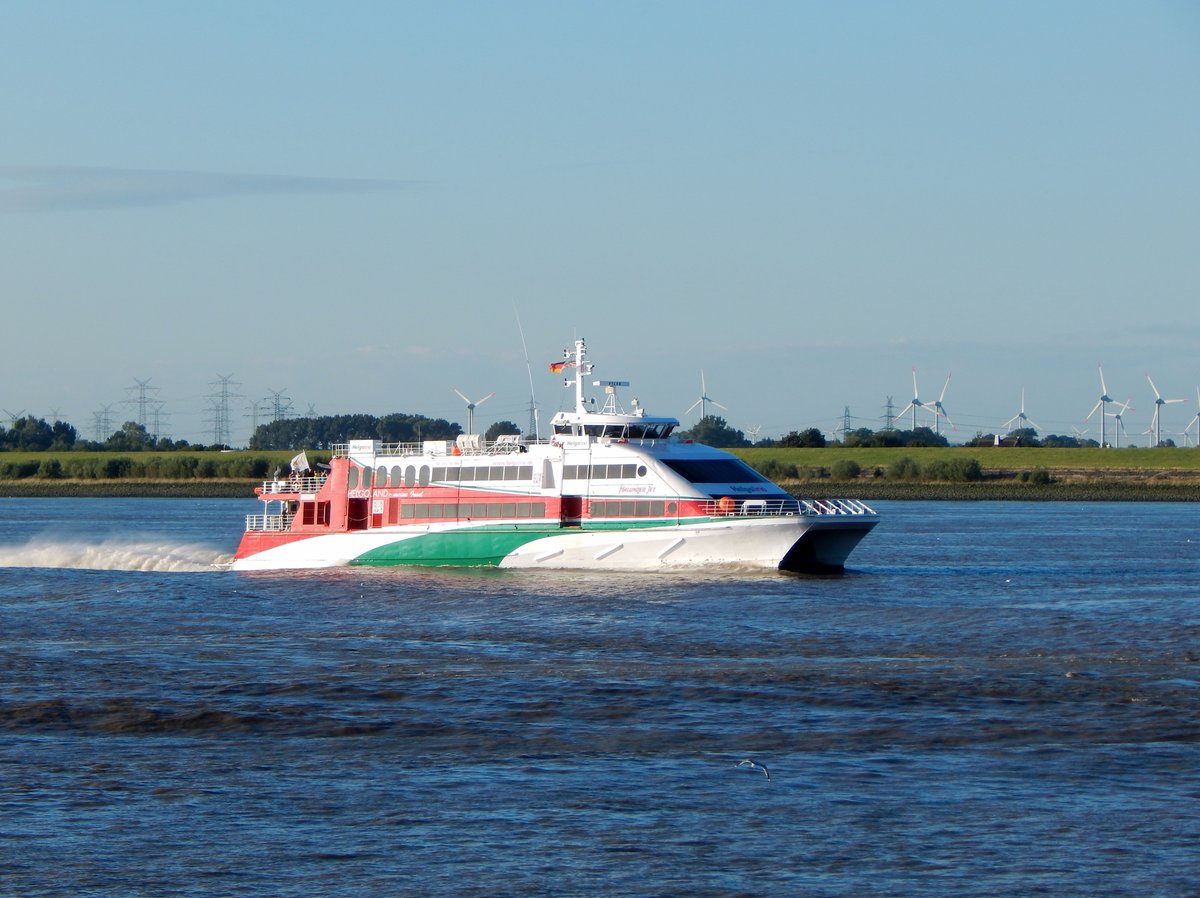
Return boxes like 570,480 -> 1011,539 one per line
245,513 -> 294,532
258,476 -> 323,494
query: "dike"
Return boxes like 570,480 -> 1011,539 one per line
0,480 -> 249,499
788,481 -> 1200,502
2,477 -> 1198,502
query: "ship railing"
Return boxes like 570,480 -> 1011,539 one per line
245,513 -> 294,533
258,476 -> 323,494
331,442 -> 425,458
327,434 -> 686,459
329,438 -> 529,458
797,497 -> 877,516
700,497 -> 876,517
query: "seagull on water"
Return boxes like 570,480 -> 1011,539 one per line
736,759 -> 770,780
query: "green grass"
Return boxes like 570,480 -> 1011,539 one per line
3,447 -> 1200,501
6,446 -> 1198,475
0,480 -> 249,498
734,446 -> 1200,472
0,450 -> 299,467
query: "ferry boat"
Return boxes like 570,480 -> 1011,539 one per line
232,338 -> 878,572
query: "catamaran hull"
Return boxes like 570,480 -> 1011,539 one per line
231,515 -> 877,573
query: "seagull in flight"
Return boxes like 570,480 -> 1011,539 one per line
736,759 -> 770,780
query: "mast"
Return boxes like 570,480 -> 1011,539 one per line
572,338 -> 592,414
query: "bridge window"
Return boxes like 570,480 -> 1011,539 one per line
662,459 -> 768,484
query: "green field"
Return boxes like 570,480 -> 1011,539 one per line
4,446 -> 1199,474
0,449 -> 310,479
727,446 -> 1200,501
2,446 -> 1199,501
734,446 -> 1200,472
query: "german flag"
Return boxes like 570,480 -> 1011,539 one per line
549,360 -> 572,373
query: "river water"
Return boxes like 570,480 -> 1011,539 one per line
1,498 -> 1197,897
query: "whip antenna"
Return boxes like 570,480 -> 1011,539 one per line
514,305 -> 539,440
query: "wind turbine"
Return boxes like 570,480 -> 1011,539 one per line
1146,373 -> 1186,448
686,371 -> 727,421
1084,364 -> 1115,448
929,373 -> 955,434
1002,388 -> 1040,435
1185,387 -> 1200,447
1180,386 -> 1200,446
1106,398 -> 1134,448
896,368 -> 936,431
453,388 -> 494,435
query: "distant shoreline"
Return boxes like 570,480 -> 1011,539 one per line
2,478 -> 1197,502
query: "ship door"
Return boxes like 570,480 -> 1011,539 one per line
560,496 -> 583,527
347,498 -> 370,530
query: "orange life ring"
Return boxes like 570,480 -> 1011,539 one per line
716,496 -> 735,515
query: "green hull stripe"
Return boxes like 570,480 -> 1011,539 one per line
351,528 -> 555,567
348,517 -> 725,567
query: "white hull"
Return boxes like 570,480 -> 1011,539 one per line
232,514 -> 876,573
499,517 -> 872,571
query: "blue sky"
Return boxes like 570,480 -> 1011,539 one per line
2,1 -> 1198,445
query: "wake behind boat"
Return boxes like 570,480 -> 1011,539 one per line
232,338 -> 878,572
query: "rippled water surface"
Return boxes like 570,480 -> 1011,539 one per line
1,498 -> 1198,896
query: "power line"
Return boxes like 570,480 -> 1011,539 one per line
264,388 -> 293,422
125,378 -> 160,436
206,374 -> 241,446
92,404 -> 115,441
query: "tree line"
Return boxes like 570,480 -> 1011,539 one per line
0,412 -> 524,454
0,417 -> 207,453
676,417 -> 1105,450
1,410 -> 1109,457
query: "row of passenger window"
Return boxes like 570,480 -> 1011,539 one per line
351,464 -> 536,489
434,465 -> 535,483
590,500 -> 674,517
563,463 -> 647,480
399,501 -> 547,519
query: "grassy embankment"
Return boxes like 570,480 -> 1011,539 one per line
0,450 -> 299,498
1,447 -> 1199,500
733,446 -> 1200,501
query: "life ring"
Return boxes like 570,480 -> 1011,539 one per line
716,496 -> 735,515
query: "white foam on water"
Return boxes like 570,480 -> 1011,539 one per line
0,537 -> 233,572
